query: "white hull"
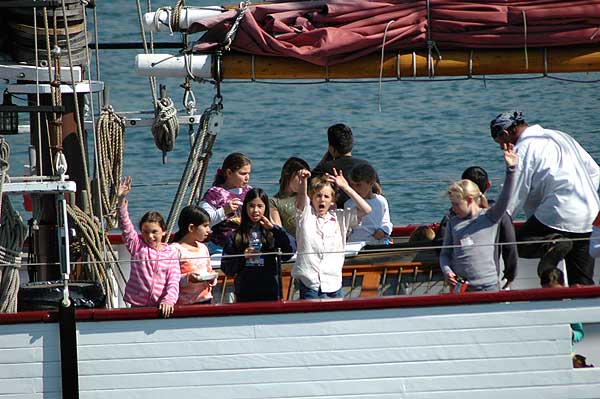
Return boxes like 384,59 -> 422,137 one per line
2,291 -> 600,398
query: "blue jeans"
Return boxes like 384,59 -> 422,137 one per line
298,281 -> 344,299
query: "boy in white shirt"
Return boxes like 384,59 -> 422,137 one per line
293,168 -> 372,299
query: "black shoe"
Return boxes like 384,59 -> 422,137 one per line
537,239 -> 573,277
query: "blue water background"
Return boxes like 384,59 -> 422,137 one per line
3,0 -> 600,228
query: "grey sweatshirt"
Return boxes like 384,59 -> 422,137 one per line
440,165 -> 517,289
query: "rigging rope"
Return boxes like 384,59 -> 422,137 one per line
66,204 -> 125,307
166,102 -> 222,236
152,95 -> 179,164
96,106 -> 125,229
0,139 -> 27,313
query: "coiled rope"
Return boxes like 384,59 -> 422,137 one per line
151,96 -> 179,164
96,106 -> 125,229
66,204 -> 125,307
0,138 -> 26,313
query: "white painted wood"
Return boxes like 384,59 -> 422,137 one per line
135,54 -> 212,78
3,297 -> 600,398
0,323 -> 60,397
2,181 -> 76,195
143,7 -> 223,33
0,64 -> 82,82
7,81 -> 104,94
77,324 -> 569,357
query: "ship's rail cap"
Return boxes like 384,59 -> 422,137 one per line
0,63 -> 82,83
8,80 -> 103,94
2,180 -> 76,194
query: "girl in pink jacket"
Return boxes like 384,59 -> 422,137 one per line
117,176 -> 180,318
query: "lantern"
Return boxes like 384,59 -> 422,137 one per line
0,90 -> 18,135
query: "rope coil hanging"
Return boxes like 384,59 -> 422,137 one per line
152,95 -> 179,164
96,106 -> 125,229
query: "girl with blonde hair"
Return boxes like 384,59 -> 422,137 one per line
440,144 -> 518,292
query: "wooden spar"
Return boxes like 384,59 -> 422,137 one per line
220,47 -> 600,79
136,46 -> 600,79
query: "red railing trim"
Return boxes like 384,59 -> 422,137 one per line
1,285 -> 599,325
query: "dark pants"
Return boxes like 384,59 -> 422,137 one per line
298,281 -> 344,299
517,216 -> 595,285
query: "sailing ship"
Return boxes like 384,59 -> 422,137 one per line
1,1 -> 600,397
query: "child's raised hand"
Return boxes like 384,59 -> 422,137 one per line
117,176 -> 132,199
298,169 -> 311,181
224,198 -> 242,215
259,215 -> 274,230
502,143 -> 518,167
325,168 -> 349,190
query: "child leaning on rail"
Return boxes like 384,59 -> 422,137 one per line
293,168 -> 372,299
344,163 -> 393,245
221,188 -> 295,302
439,144 -> 518,292
117,176 -> 180,318
171,205 -> 217,305
200,153 -> 253,254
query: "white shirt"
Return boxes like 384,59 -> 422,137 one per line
345,194 -> 393,244
292,203 -> 358,293
507,124 -> 599,233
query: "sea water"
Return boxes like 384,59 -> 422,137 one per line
3,0 -> 599,227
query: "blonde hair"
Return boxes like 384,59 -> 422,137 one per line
447,179 -> 482,205
308,175 -> 336,199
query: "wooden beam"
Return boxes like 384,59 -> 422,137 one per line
221,47 -> 600,79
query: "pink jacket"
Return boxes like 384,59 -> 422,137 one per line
119,202 -> 180,306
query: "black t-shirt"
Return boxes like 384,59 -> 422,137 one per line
312,156 -> 377,208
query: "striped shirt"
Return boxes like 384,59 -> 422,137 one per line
119,202 -> 180,306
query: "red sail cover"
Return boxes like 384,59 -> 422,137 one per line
192,0 -> 600,66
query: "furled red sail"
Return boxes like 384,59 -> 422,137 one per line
191,0 -> 600,66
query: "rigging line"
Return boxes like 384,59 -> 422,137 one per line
522,10 -> 529,71
135,0 -> 158,105
33,6 -> 43,178
60,0 -> 92,208
378,20 -> 395,113
83,1 -> 112,276
8,235 -> 590,268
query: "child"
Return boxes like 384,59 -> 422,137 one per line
200,153 -> 252,253
344,163 -> 393,245
270,157 -> 311,239
171,205 -> 217,305
440,144 -> 518,292
117,176 -> 180,318
436,165 -> 518,289
221,188 -> 295,302
293,168 -> 372,299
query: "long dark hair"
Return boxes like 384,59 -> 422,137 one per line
212,152 -> 252,187
277,157 -> 310,196
233,188 -> 274,250
172,205 -> 210,243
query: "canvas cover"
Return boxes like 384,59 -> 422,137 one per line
191,0 -> 600,66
